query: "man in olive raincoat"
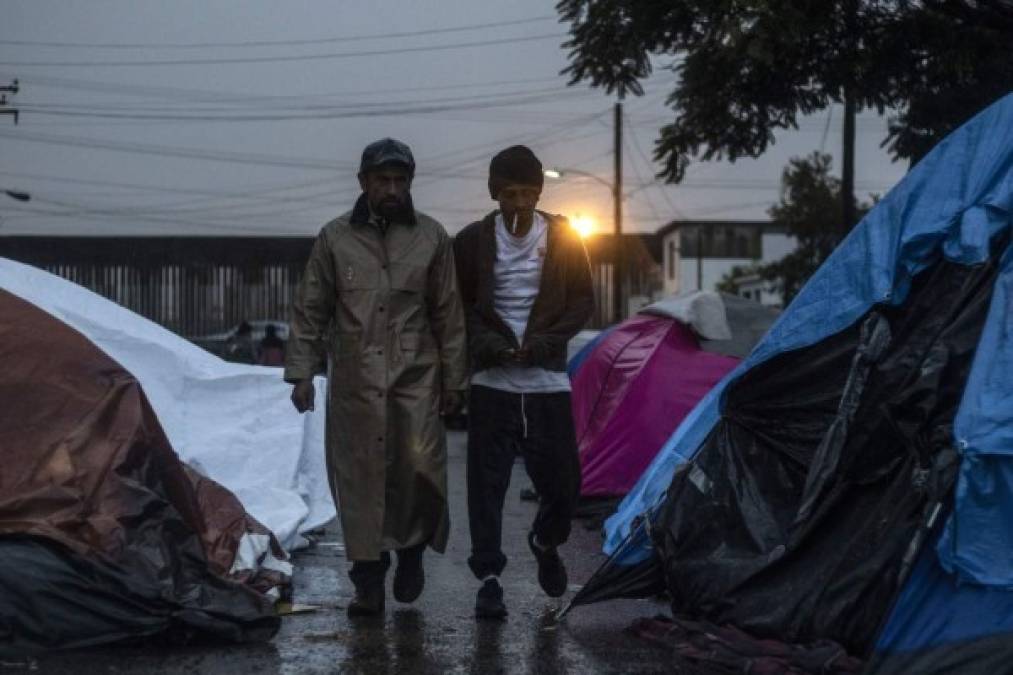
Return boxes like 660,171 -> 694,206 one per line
285,138 -> 467,617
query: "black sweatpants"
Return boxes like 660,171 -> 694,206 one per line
467,385 -> 581,580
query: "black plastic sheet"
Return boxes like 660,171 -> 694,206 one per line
651,253 -> 1000,655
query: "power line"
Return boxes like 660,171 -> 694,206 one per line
15,90 -> 593,123
0,15 -> 557,49
2,72 -> 566,105
398,108 -> 611,168
19,84 -> 587,114
0,128 -> 350,170
24,191 -> 341,222
623,130 -> 672,228
0,168 -> 337,200
0,108 -> 610,186
15,101 -> 601,131
1,107 -> 617,234
819,106 -> 834,152
0,170 -> 351,214
3,128 -> 893,192
2,203 -> 324,234
627,114 -> 886,133
0,33 -> 566,68
626,113 -> 687,220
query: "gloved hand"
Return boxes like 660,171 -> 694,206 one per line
496,348 -> 532,368
290,380 -> 315,413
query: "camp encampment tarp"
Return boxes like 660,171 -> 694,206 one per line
571,292 -> 776,498
566,93 -> 1013,673
0,257 -> 333,552
572,314 -> 738,498
0,290 -> 281,653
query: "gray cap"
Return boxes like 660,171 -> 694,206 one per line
359,138 -> 415,176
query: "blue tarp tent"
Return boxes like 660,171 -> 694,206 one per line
566,93 -> 1013,672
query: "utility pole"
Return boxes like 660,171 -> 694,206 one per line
696,225 -> 703,290
613,97 -> 623,324
841,0 -> 858,238
842,92 -> 856,237
0,79 -> 19,125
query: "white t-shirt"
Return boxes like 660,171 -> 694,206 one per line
471,211 -> 571,394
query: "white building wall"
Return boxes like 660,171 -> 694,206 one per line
678,257 -> 754,294
736,276 -> 783,307
659,227 -> 797,304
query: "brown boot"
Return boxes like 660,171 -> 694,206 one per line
347,584 -> 385,617
393,544 -> 425,604
347,554 -> 389,617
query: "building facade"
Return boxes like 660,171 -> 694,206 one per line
581,232 -> 664,325
657,220 -> 796,306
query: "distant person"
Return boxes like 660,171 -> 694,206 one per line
285,138 -> 467,617
226,320 -> 257,364
454,145 -> 594,619
257,324 -> 285,366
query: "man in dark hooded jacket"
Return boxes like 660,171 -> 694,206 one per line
454,145 -> 594,619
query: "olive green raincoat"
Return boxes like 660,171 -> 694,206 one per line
284,195 -> 467,561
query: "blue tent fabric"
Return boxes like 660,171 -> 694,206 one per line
869,525 -> 1013,674
603,93 -> 1013,585
939,241 -> 1013,586
877,529 -> 1013,654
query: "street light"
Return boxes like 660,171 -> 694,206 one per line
2,188 -> 31,202
544,167 -> 613,190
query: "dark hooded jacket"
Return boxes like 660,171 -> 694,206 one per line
453,210 -> 594,374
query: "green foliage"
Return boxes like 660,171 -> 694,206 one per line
557,0 -> 1013,177
758,152 -> 871,305
717,264 -> 758,295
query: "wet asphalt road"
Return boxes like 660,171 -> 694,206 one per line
16,431 -> 684,674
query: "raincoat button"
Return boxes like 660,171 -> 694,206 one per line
378,306 -> 385,313
378,391 -> 384,398
377,349 -> 383,355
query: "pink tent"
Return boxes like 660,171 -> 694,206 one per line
572,314 -> 741,497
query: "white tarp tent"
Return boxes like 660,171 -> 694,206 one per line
0,257 -> 334,552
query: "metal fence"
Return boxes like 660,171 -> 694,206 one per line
1,237 -> 313,337
2,234 -> 658,336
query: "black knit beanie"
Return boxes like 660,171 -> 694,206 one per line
488,145 -> 544,199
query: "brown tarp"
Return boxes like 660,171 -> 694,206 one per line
184,464 -> 291,596
0,289 -> 280,653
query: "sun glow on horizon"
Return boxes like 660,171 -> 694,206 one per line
571,214 -> 595,238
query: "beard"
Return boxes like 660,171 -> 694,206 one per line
374,194 -> 413,222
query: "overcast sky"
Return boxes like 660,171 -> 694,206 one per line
0,1 -> 909,237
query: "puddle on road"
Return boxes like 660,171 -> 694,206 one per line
302,631 -> 350,643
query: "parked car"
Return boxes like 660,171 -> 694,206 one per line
191,320 -> 289,362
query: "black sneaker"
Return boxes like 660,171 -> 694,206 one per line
528,531 -> 567,598
347,584 -> 385,617
475,578 -> 508,619
393,546 -> 425,603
